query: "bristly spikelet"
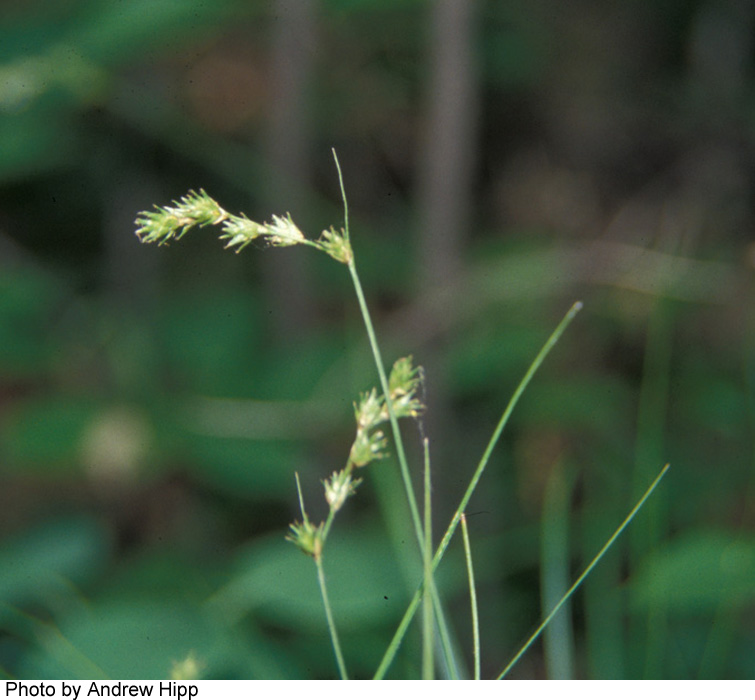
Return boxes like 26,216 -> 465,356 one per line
286,518 -> 323,559
219,214 -> 266,253
354,388 -> 385,431
134,189 -> 357,264
135,189 -> 227,245
317,226 -> 352,264
386,356 -> 424,420
264,213 -> 306,247
324,470 -> 362,511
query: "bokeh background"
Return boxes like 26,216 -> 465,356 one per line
1,0 -> 754,680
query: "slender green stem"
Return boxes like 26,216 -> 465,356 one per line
321,504 -> 337,543
436,301 -> 584,562
348,235 -> 462,678
374,302 -> 583,679
333,151 -> 423,548
461,513 -> 481,680
346,259 -> 424,543
332,151 -> 459,676
315,555 -> 349,680
294,472 -> 306,515
332,148 -> 350,244
422,438 -> 434,680
497,463 -> 671,679
329,152 -> 422,543
294,472 -> 347,678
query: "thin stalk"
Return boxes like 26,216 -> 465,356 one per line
332,151 -> 458,676
374,302 -> 583,679
347,213 -> 461,678
294,472 -> 347,679
332,150 -> 424,545
332,148 -> 350,244
346,260 -> 423,541
461,513 -> 481,680
497,463 -> 670,679
333,150 -> 422,545
422,438 -> 434,680
321,505 -> 337,543
315,555 -> 349,680
435,302 -> 584,561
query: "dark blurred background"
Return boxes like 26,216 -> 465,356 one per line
1,0 -> 754,680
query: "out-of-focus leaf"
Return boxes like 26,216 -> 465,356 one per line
159,290 -> 263,398
678,373 -> 748,437
0,109 -> 75,181
18,599 -> 295,680
70,0 -> 243,64
516,376 -> 633,435
2,396 -> 99,472
448,323 -> 549,395
258,332 -> 347,401
0,0 -> 245,180
481,2 -> 550,88
209,529 -> 410,632
0,517 -> 110,611
630,530 -> 755,614
324,0 -> 424,17
0,267 -> 61,376
0,0 -> 242,67
183,435 -> 303,500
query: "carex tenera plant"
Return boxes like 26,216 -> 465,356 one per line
134,151 -> 669,680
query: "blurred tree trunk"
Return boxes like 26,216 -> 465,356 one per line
417,0 -> 479,290
415,0 -> 479,472
262,0 -> 318,341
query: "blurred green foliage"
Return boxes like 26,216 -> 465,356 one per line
1,0 -> 754,680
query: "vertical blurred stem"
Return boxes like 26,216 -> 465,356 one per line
540,460 -> 575,679
699,277 -> 755,677
498,464 -> 669,679
583,489 -> 624,679
417,0 -> 478,288
262,0 -> 317,340
632,301 -> 673,678
415,0 -> 480,540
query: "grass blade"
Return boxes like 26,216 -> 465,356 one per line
422,438 -> 434,679
373,302 -> 583,679
461,513 -> 481,680
497,463 -> 671,679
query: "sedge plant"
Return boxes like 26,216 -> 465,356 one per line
134,151 -> 669,679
